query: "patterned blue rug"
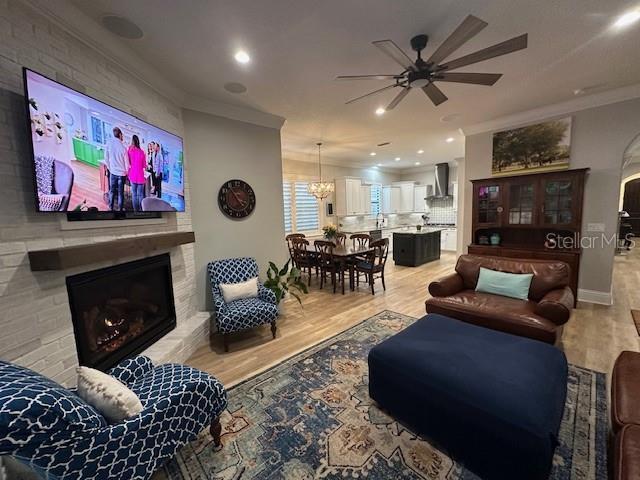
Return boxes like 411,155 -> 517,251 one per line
159,311 -> 608,479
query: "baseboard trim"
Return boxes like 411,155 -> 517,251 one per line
577,288 -> 613,306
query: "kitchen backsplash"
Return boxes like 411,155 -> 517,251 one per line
427,197 -> 456,225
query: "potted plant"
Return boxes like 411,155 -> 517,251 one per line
264,259 -> 308,307
322,224 -> 338,240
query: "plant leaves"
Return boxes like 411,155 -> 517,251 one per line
279,259 -> 290,277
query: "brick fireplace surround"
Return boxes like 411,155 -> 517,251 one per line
0,0 -> 209,387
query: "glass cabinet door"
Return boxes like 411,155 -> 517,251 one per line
476,184 -> 502,225
542,179 -> 574,226
508,183 -> 535,225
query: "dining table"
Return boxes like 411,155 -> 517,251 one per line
329,243 -> 374,294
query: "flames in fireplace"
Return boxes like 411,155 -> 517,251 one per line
67,254 -> 176,371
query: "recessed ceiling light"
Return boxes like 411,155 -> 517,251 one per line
375,107 -> 385,116
417,149 -> 424,154
394,157 -> 400,161
614,9 -> 640,28
446,137 -> 455,143
369,152 -> 376,156
377,163 -> 383,167
234,50 -> 251,64
415,162 -> 421,166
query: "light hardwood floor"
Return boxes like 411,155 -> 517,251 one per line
186,249 -> 640,388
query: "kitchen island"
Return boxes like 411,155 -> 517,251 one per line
393,228 -> 441,266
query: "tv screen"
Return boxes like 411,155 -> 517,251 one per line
23,68 -> 185,213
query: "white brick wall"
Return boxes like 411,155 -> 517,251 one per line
0,0 -> 199,386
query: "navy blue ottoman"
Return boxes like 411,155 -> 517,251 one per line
368,313 -> 567,480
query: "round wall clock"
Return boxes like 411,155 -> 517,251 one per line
218,179 -> 256,219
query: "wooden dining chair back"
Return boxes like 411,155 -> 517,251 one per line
286,233 -> 306,266
334,232 -> 347,247
314,240 -> 341,293
350,233 -> 370,248
291,238 -> 316,285
356,237 -> 389,295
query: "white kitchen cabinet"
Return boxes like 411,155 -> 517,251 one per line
382,186 -> 391,214
335,177 -> 363,216
441,228 -> 458,251
390,186 -> 401,213
395,182 -> 415,213
451,181 -> 459,212
360,184 -> 371,215
414,185 -> 427,213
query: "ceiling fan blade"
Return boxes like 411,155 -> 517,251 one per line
386,88 -> 410,110
372,40 -> 417,71
345,84 -> 397,105
436,72 -> 502,86
439,34 -> 528,71
426,15 -> 488,65
422,83 -> 448,106
336,74 -> 401,81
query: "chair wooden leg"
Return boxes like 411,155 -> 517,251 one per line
210,416 -> 223,449
223,334 -> 229,352
370,272 -> 375,295
271,321 -> 277,339
308,267 -> 312,286
381,270 -> 386,291
332,270 -> 336,294
319,269 -> 324,289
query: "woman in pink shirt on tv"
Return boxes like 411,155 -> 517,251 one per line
128,135 -> 147,211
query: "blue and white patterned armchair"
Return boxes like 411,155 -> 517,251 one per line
207,257 -> 279,352
0,356 -> 227,480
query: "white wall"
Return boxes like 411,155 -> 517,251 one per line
461,99 -> 640,299
282,158 -> 401,185
0,0 -> 197,385
185,110 -> 286,311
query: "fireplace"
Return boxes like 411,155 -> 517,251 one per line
66,254 -> 176,371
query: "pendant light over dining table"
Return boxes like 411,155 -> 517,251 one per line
307,142 -> 334,200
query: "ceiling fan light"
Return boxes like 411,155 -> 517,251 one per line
375,107 -> 386,115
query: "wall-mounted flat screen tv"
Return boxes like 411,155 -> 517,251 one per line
23,68 -> 185,212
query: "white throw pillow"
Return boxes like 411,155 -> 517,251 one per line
220,277 -> 259,303
76,366 -> 143,424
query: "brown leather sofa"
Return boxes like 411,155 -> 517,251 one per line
426,254 -> 574,344
611,351 -> 640,480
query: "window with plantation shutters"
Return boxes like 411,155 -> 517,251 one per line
294,182 -> 319,232
371,184 -> 382,216
282,180 -> 321,234
283,182 -> 292,233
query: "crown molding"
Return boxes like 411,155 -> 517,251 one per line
462,83 -> 640,136
282,155 -> 398,174
183,95 -> 285,130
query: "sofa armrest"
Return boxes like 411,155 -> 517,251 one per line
534,286 -> 574,325
428,273 -> 465,297
108,356 -> 154,387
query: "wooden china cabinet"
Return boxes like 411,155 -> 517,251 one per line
469,168 -> 589,303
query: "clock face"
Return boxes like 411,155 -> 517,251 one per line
218,179 -> 256,219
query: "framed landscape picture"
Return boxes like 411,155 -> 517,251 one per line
492,117 -> 572,176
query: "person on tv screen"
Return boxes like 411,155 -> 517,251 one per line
150,142 -> 165,199
128,134 -> 146,211
105,127 -> 129,211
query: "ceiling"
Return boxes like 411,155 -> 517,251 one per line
70,0 -> 640,169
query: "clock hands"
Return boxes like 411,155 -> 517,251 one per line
229,187 -> 247,208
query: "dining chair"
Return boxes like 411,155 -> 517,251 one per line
334,232 -> 347,247
291,238 -> 317,286
349,233 -> 371,284
355,238 -> 389,295
286,233 -> 306,267
314,240 -> 343,294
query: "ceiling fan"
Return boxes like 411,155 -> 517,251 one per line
337,15 -> 528,109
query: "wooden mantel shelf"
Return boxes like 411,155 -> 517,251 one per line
28,231 -> 195,271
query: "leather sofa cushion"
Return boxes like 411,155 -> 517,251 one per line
455,255 -> 570,301
612,351 -> 640,433
615,424 -> 640,480
426,290 -> 558,344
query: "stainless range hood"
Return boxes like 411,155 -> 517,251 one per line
433,163 -> 450,198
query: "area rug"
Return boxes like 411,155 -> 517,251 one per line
158,311 -> 608,480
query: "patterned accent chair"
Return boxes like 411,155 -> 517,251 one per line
207,257 -> 279,352
0,356 -> 227,480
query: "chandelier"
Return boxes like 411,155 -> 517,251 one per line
307,142 -> 334,200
